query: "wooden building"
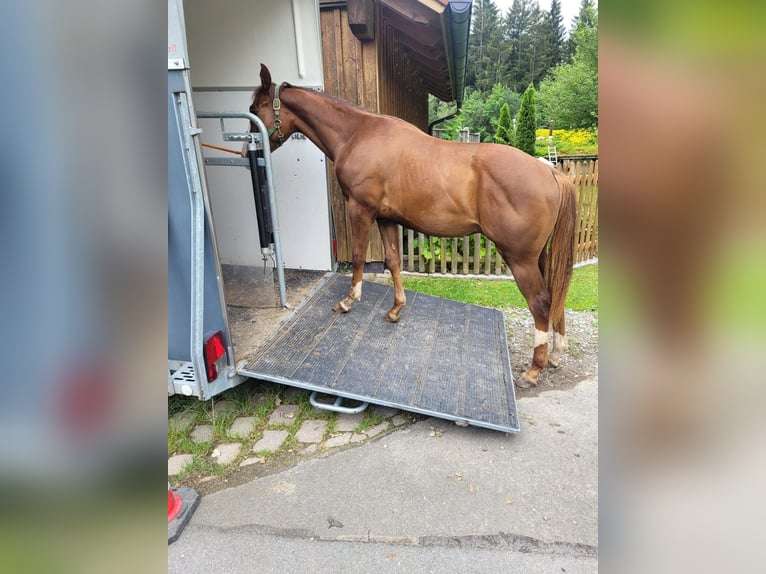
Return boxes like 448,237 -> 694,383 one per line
318,0 -> 472,262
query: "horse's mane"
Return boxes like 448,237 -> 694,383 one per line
252,82 -> 371,115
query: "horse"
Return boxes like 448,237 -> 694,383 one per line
249,64 -> 577,389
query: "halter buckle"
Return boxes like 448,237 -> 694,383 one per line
269,83 -> 285,145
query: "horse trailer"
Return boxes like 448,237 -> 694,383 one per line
168,0 -> 519,432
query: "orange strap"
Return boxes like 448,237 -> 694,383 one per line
201,142 -> 241,155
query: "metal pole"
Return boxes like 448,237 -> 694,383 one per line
175,92 -> 208,394
196,111 -> 289,308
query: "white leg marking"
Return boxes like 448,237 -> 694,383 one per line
553,332 -> 569,352
350,281 -> 362,301
534,329 -> 549,347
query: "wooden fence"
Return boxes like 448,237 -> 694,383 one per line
399,158 -> 598,274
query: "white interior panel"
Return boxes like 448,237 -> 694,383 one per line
184,0 -> 331,271
184,0 -> 323,87
194,90 -> 332,270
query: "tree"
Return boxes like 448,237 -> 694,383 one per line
537,59 -> 597,129
429,89 -> 486,141
457,89 -> 490,139
569,5 -> 597,69
537,5 -> 597,128
484,83 -> 520,140
466,0 -> 510,92
544,0 -> 567,67
571,0 -> 597,29
567,0 -> 596,60
505,0 -> 548,92
494,103 -> 513,144
514,83 -> 537,155
429,85 -> 520,142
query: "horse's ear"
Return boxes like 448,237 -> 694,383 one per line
259,64 -> 272,90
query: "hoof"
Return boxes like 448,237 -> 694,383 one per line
332,300 -> 350,313
547,356 -> 560,368
515,377 -> 537,389
383,312 -> 400,323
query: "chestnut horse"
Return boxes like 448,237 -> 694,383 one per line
249,64 -> 577,388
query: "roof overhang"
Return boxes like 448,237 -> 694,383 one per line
347,0 -> 472,106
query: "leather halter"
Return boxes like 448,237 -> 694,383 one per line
266,83 -> 285,145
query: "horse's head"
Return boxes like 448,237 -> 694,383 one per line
249,64 -> 291,151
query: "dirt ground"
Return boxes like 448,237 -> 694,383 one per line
504,306 -> 599,397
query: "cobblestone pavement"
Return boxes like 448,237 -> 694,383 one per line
168,384 -> 417,494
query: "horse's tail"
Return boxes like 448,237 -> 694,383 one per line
544,172 -> 578,331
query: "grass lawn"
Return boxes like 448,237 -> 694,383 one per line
400,264 -> 597,312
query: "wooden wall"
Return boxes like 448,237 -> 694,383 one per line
320,1 -> 431,263
321,5 -> 378,111
320,5 -> 384,262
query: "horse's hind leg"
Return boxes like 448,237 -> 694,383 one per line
548,314 -> 568,368
504,253 -> 551,388
333,201 -> 374,314
538,246 -> 568,368
377,220 -> 406,322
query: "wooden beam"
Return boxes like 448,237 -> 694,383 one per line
348,0 -> 375,40
380,0 -> 443,23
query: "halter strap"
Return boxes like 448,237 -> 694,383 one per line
267,83 -> 285,145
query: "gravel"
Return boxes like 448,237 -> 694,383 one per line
503,307 -> 598,396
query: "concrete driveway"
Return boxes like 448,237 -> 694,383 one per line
169,377 -> 597,572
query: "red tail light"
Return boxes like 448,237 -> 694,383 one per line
203,330 -> 226,382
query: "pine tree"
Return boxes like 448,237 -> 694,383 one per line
466,0 -> 509,92
505,0 -> 547,92
514,83 -> 537,155
494,103 -> 513,144
567,0 -> 596,60
546,0 -> 566,67
572,0 -> 597,29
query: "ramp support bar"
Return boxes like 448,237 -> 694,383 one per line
309,392 -> 369,415
197,110 -> 288,308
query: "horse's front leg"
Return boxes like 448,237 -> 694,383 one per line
333,201 -> 374,314
377,220 -> 406,322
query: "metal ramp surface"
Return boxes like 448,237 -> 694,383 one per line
241,273 -> 519,433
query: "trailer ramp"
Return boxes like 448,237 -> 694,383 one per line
240,273 -> 519,433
